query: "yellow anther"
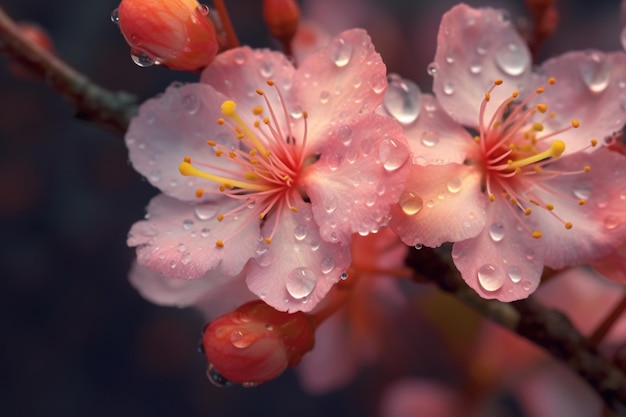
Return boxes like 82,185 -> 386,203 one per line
548,77 -> 556,85
591,138 -> 598,147
266,80 -> 275,86
236,133 -> 245,140
536,87 -> 545,94
578,199 -> 586,205
256,89 -> 264,95
249,158 -> 258,164
215,240 -> 224,248
512,90 -> 519,98
545,203 -> 554,210
485,92 -> 491,102
571,119 -> 580,128
221,100 -> 237,117
524,208 -> 532,215
565,222 -> 573,229
263,117 -> 270,124
254,120 -> 260,128
259,213 -> 266,219
264,237 -> 272,244
249,149 -> 258,156
219,184 -> 226,192
532,123 -> 544,132
549,112 -> 556,118
244,172 -> 258,181
195,188 -> 204,198
252,106 -> 264,115
229,151 -> 237,158
183,155 -> 191,163
494,79 -> 503,85
217,214 -> 224,221
207,140 -> 217,146
530,200 -> 540,206
217,118 -> 225,125
474,136 -> 481,143
215,149 -> 224,157
290,206 -> 299,213
302,111 -> 308,119
283,175 -> 291,182
532,230 -> 542,239
509,198 -> 517,204
489,193 -> 495,202
583,165 -> 591,172
536,103 -> 548,113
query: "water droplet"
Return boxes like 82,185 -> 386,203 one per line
329,37 -> 352,67
177,243 -> 187,252
148,171 -> 161,182
260,61 -> 274,77
229,330 -> 251,348
379,139 -> 409,171
110,8 -> 119,24
181,252 -> 192,264
293,225 -> 308,241
234,51 -> 245,65
442,80 -> 455,95
419,131 -> 439,147
494,42 -> 529,76
572,183 -> 592,200
399,190 -> 423,215
130,48 -> 156,67
170,260 -> 177,269
580,53 -> 610,93
182,94 -> 200,115
427,62 -> 438,76
469,63 -> 482,74
521,280 -> 532,291
426,200 -> 435,208
323,196 -> 337,213
195,203 -> 217,220
445,47 -> 455,64
340,272 -> 349,280
477,264 -> 505,291
326,152 -> 343,170
604,215 -> 621,230
383,75 -> 422,125
446,178 -> 462,193
370,75 -> 387,94
476,39 -> 488,55
141,225 -> 158,237
207,363 -> 234,387
182,219 -> 194,230
319,91 -> 330,104
507,266 -> 522,283
414,243 -> 423,250
319,257 -> 335,274
286,267 -> 317,299
488,223 -> 505,242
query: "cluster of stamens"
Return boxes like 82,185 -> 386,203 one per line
475,77 -> 597,238
178,80 -> 309,247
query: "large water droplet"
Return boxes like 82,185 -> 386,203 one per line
207,363 -> 234,387
286,267 -> 317,299
477,264 -> 505,291
130,48 -> 156,67
580,53 -> 610,93
399,190 -> 423,215
488,223 -> 505,242
329,37 -> 352,67
379,139 -> 409,171
494,42 -> 529,76
195,203 -> 217,220
383,75 -> 422,125
507,266 -> 522,283
110,8 -> 119,24
319,257 -> 335,274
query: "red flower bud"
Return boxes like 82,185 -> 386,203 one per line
115,0 -> 218,70
202,301 -> 315,385
262,0 -> 301,43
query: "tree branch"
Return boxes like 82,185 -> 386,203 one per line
0,7 -> 137,135
407,246 -> 626,415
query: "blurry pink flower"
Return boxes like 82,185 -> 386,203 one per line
379,378 -> 461,417
296,228 -> 408,393
126,29 -> 410,313
389,4 -> 626,301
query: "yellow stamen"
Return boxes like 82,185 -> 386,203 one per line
571,119 -> 580,128
565,222 -> 573,229
548,77 -> 556,85
207,140 -> 217,146
252,106 -> 263,115
507,140 -> 565,170
494,79 -> 503,85
195,188 -> 204,198
591,138 -> 598,147
179,161 -> 271,191
221,100 -> 269,156
216,240 -> 224,248
536,103 -> 547,113
264,237 -> 272,244
584,166 -> 591,172
545,203 -> 554,210
532,230 -> 542,238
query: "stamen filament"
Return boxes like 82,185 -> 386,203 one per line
179,161 -> 272,191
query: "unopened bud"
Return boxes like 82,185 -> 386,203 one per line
202,301 -> 315,385
116,0 -> 218,70
9,22 -> 56,81
262,0 -> 301,44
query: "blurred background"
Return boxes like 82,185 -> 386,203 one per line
0,0 -> 623,416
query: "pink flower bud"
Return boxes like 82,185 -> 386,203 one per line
116,0 -> 218,70
202,301 -> 315,385
262,0 -> 301,42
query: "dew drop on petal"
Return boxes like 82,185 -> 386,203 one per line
507,266 -> 522,283
182,94 -> 200,115
260,61 -> 274,77
580,53 -> 610,93
420,131 -> 439,147
370,75 -> 387,94
493,42 -> 529,76
469,63 -> 482,74
319,91 -> 330,104
604,215 -> 621,230
319,257 -> 335,274
399,190 -> 423,215
427,62 -> 438,76
383,75 -> 422,125
521,280 -> 532,291
130,48 -> 156,67
323,196 -> 337,213
488,223 -> 505,242
181,252 -> 192,264
182,219 -> 194,230
207,364 -> 234,387
286,267 -> 317,299
572,183 -> 592,200
177,243 -> 187,252
200,228 -> 211,237
446,178 -> 462,193
195,203 -> 217,220
293,225 -> 308,241
234,51 -> 245,65
326,152 -> 343,170
477,264 -> 505,292
379,139 -> 409,171
442,81 -> 455,95
329,36 -> 352,67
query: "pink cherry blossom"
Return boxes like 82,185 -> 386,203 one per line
389,4 -> 626,301
125,28 -> 410,312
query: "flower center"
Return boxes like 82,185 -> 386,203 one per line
179,80 -> 310,247
474,78 -> 596,238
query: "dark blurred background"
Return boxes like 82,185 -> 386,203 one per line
0,1 -> 622,416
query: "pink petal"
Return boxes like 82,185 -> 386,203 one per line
126,83 -> 235,201
127,194 -> 259,279
379,379 -> 460,417
432,4 -> 532,128
530,147 -> 626,269
303,114 -> 410,244
592,246 -> 626,284
400,94 -> 475,166
534,51 -> 626,152
389,163 -> 486,247
246,201 -> 351,313
452,197 -> 545,301
293,28 -> 388,144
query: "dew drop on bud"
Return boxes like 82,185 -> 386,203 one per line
207,363 -> 234,387
477,263 -> 505,292
286,267 -> 317,299
383,74 -> 422,125
130,48 -> 156,67
110,8 -> 119,24
197,3 -> 210,15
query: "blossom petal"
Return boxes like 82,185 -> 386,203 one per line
126,83 -> 236,201
452,197 -> 545,301
432,4 -> 532,127
246,201 -> 351,313
294,28 -> 388,144
533,50 -> 626,152
127,194 -> 258,279
389,163 -> 486,247
304,114 -> 410,244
